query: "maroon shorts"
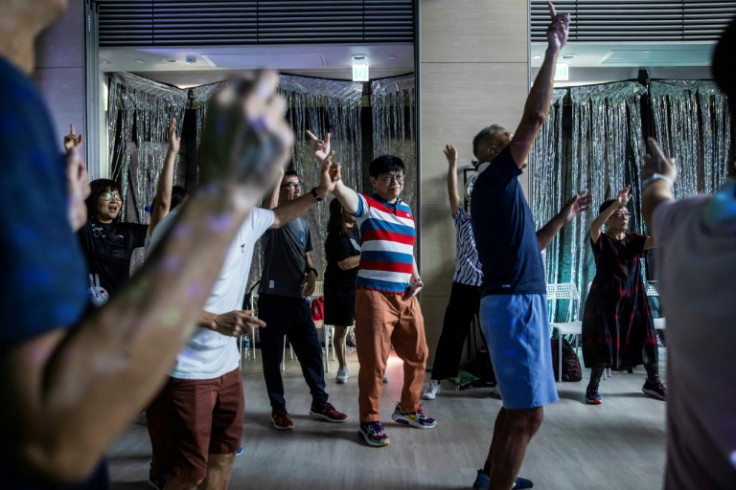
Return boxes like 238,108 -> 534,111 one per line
146,368 -> 244,480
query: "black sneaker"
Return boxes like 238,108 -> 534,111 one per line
642,379 -> 667,400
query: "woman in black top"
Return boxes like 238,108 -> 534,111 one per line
77,179 -> 148,298
324,198 -> 361,383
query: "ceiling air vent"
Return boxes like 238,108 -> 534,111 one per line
531,0 -> 736,43
95,0 -> 415,47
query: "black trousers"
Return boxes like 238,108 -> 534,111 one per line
258,293 -> 328,410
430,282 -> 481,381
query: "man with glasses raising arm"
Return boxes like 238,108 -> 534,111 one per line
307,131 -> 436,448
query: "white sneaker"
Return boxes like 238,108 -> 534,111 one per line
423,380 -> 440,400
383,374 -> 389,384
336,365 -> 349,384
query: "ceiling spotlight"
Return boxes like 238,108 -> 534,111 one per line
135,58 -> 145,64
164,58 -> 177,63
562,54 -> 577,60
352,54 -> 369,82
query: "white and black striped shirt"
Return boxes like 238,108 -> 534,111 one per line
452,207 -> 483,287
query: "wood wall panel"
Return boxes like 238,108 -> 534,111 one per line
419,1 -> 529,365
421,0 -> 528,63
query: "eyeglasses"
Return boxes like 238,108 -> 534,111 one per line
612,212 -> 630,219
280,182 -> 303,190
380,173 -> 404,184
100,192 -> 122,202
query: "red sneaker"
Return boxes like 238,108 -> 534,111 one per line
310,401 -> 348,423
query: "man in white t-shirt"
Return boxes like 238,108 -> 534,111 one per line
145,161 -> 337,489
641,16 -> 736,490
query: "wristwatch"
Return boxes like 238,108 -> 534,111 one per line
305,267 -> 319,278
310,187 -> 324,201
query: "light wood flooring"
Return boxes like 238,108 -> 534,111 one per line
108,348 -> 667,489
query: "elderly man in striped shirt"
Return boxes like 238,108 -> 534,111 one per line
307,131 -> 435,448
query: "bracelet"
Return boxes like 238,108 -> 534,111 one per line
642,173 -> 675,191
310,187 -> 324,202
305,267 -> 318,278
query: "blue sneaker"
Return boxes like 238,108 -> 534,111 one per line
473,469 -> 534,489
359,421 -> 390,447
391,402 -> 437,429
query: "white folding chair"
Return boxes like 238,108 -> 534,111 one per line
546,283 -> 583,382
646,281 -> 667,332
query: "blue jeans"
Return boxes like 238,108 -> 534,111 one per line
258,293 -> 328,410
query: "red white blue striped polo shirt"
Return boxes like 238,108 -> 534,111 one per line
354,193 -> 416,293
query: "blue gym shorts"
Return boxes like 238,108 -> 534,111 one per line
479,293 -> 558,410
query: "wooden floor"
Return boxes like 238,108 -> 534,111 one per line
108,348 -> 667,490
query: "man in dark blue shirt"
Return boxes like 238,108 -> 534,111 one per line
469,3 -> 571,490
0,2 -> 294,487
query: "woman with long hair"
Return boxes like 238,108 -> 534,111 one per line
323,197 -> 361,383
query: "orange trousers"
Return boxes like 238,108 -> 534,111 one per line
355,288 -> 428,422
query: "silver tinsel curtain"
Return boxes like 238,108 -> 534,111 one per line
650,80 -> 732,197
371,75 -> 417,217
107,72 -> 187,224
530,81 -> 647,323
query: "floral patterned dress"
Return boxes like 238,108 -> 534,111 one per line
582,232 -> 658,370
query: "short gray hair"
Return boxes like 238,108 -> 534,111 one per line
472,124 -> 504,159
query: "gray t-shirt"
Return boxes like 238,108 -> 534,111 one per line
259,216 -> 313,298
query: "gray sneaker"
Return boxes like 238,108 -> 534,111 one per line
423,380 -> 440,400
336,365 -> 349,384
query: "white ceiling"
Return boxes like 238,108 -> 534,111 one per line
99,44 -> 415,87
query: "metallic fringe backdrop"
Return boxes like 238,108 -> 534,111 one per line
108,72 -> 416,288
650,80 -> 732,197
530,79 -> 733,325
107,72 -> 187,224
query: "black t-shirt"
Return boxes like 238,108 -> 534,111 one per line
258,217 -> 313,298
324,226 -> 360,294
77,221 -> 148,296
470,146 -> 546,296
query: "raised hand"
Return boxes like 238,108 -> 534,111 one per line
560,189 -> 592,223
546,1 -> 570,51
317,150 -> 340,195
63,123 -> 83,152
643,137 -> 677,183
616,185 -> 632,207
167,116 -> 180,154
197,71 -> 293,204
444,144 -> 458,167
306,130 -> 332,162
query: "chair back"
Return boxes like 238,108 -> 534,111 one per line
546,283 -> 580,301
645,281 -> 659,297
312,280 -> 324,298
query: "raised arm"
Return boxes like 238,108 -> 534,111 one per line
536,190 -> 592,250
510,1 -> 569,168
641,137 -> 677,234
149,117 -> 180,233
270,153 -> 336,229
590,185 -> 631,243
4,71 -> 293,483
306,130 -> 360,214
63,124 -> 89,232
445,144 -> 461,217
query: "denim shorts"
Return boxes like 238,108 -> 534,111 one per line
479,293 -> 558,409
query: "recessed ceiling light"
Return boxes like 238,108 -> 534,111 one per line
562,54 -> 577,60
186,55 -> 197,64
532,55 -> 542,60
135,58 -> 145,64
352,54 -> 367,62
386,55 -> 397,60
99,58 -> 111,65
164,58 -> 178,63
